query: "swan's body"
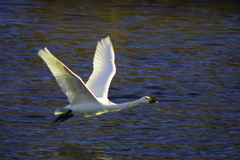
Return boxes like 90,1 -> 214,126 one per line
38,37 -> 158,123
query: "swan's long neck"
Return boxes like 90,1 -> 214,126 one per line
107,99 -> 141,112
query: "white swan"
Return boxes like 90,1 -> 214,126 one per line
38,37 -> 158,123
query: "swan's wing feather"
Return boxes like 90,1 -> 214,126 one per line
86,37 -> 116,100
38,48 -> 99,105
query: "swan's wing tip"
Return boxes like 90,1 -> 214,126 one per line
38,47 -> 51,57
43,47 -> 50,52
106,36 -> 111,42
38,48 -> 44,56
101,36 -> 111,42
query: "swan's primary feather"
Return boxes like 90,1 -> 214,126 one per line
86,37 -> 116,101
38,47 -> 99,105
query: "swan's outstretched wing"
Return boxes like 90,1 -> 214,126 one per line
38,48 -> 99,105
86,37 -> 116,100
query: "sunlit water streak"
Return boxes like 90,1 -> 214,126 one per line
1,0 -> 239,159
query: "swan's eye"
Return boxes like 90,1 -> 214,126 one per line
146,96 -> 151,101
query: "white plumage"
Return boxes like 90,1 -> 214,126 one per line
38,37 -> 158,123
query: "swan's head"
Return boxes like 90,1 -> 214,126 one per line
140,96 -> 158,104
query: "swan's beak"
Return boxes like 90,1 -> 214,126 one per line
53,109 -> 74,123
149,98 -> 158,104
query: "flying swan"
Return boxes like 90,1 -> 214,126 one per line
38,37 -> 158,123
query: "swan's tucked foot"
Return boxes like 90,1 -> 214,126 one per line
53,109 -> 74,123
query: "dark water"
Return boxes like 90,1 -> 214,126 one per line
1,0 -> 240,159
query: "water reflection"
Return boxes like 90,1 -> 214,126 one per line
54,143 -> 110,160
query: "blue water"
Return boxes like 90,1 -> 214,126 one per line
1,0 -> 240,159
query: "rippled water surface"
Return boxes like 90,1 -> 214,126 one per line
1,0 -> 240,159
